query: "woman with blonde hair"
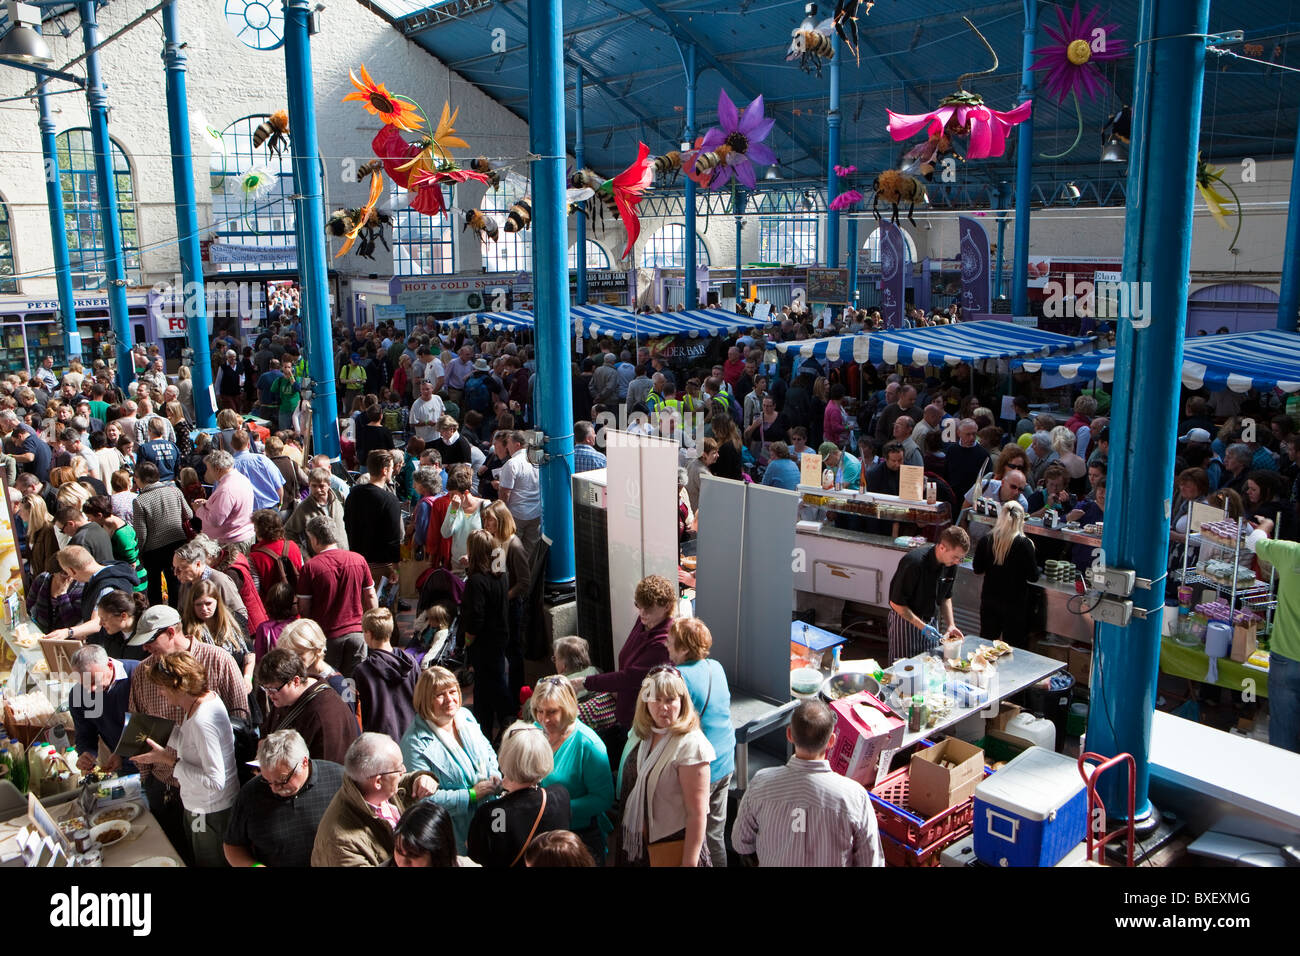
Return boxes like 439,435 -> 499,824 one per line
530,675 -> 614,862
18,494 -> 59,576
467,722 -> 571,867
666,617 -> 735,866
1050,425 -> 1088,496
183,576 -> 256,698
482,499 -> 531,701
176,365 -> 195,421
400,665 -> 501,854
972,500 -> 1039,647
615,665 -> 714,867
276,617 -> 357,710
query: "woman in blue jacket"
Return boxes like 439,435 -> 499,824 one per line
667,617 -> 736,867
400,666 -> 501,854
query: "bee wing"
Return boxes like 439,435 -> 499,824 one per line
502,171 -> 530,193
816,17 -> 836,35
567,187 -> 595,203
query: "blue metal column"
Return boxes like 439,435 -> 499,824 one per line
161,1 -> 215,428
734,211 -> 743,304
1010,0 -> 1037,317
282,0 -> 339,458
1277,120 -> 1300,331
825,34 -> 841,269
1089,0 -> 1211,822
574,65 -> 588,306
846,216 -> 859,305
994,181 -> 1011,299
79,1 -> 132,391
683,44 -> 698,309
530,0 -> 576,587
36,81 -> 80,363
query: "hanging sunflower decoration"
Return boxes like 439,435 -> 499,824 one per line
887,18 -> 1031,161
1196,153 -> 1243,252
342,64 -> 424,132
1030,3 -> 1125,158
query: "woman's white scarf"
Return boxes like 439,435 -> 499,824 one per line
621,730 -> 687,862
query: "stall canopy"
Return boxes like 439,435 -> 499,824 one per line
774,320 -> 1095,367
441,304 -> 756,339
1014,329 -> 1300,394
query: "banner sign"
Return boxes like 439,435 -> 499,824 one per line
207,242 -> 298,264
805,268 -> 849,303
958,216 -> 991,315
878,221 -> 905,329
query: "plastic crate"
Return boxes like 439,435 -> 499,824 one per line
870,765 -> 977,848
880,825 -> 972,867
973,735 -> 1028,767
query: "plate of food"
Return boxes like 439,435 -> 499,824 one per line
91,803 -> 142,827
131,856 -> 180,867
90,820 -> 132,849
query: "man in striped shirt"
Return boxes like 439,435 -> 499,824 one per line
733,700 -> 884,867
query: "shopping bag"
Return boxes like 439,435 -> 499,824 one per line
398,559 -> 429,600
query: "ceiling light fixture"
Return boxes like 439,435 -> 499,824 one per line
0,1 -> 53,65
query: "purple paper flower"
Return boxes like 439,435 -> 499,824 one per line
1030,3 -> 1125,105
698,90 -> 776,190
829,190 -> 863,211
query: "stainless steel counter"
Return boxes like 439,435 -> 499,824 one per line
968,511 -> 1103,548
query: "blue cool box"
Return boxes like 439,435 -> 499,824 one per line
972,746 -> 1087,867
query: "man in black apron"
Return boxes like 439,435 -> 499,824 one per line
886,526 -> 971,663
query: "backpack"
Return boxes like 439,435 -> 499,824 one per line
252,543 -> 298,597
463,373 -> 492,415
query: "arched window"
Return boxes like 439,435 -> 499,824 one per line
640,223 -> 710,268
391,182 -> 455,276
0,197 -> 15,293
212,115 -> 299,273
54,130 -> 142,290
862,226 -> 918,268
568,239 -> 611,270
481,178 -> 531,273
759,217 -> 819,264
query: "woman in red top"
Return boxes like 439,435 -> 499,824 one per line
573,574 -> 675,767
392,354 -> 414,405
249,509 -> 304,603
1064,395 -> 1096,435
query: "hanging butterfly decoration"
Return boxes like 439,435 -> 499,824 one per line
687,90 -> 777,190
887,18 -> 1032,161
1196,154 -> 1243,252
344,65 -> 490,218
1030,3 -> 1125,158
226,164 -> 278,233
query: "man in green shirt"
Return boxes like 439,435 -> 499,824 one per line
271,364 -> 302,432
1255,538 -> 1300,754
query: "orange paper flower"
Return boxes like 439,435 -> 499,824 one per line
343,64 -> 424,133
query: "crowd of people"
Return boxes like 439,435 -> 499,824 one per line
5,299 -> 1299,870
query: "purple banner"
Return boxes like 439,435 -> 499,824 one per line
958,216 -> 991,316
878,221 -> 905,329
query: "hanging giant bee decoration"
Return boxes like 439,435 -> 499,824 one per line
470,157 -> 502,191
326,171 -> 392,259
504,198 -> 532,233
464,208 -> 499,242
253,110 -> 290,158
872,169 -> 928,226
787,15 -> 835,77
653,151 -> 683,185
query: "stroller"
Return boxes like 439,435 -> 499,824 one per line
411,566 -> 471,682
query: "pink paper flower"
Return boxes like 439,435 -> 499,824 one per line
834,164 -> 857,178
829,190 -> 863,211
887,95 -> 1032,160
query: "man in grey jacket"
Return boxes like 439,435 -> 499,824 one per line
285,468 -> 349,557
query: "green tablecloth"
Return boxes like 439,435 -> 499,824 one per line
1159,637 -> 1269,698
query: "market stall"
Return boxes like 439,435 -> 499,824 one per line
1012,328 -> 1300,393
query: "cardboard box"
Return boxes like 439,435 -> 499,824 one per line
1230,623 -> 1258,664
1035,636 -> 1071,663
909,738 -> 985,818
1068,643 -> 1092,688
988,702 -> 1022,734
828,692 -> 905,789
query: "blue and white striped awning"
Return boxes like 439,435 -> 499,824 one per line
439,310 -> 535,331
570,305 -> 751,339
1013,329 -> 1300,393
774,320 -> 1094,367
443,304 -> 754,339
